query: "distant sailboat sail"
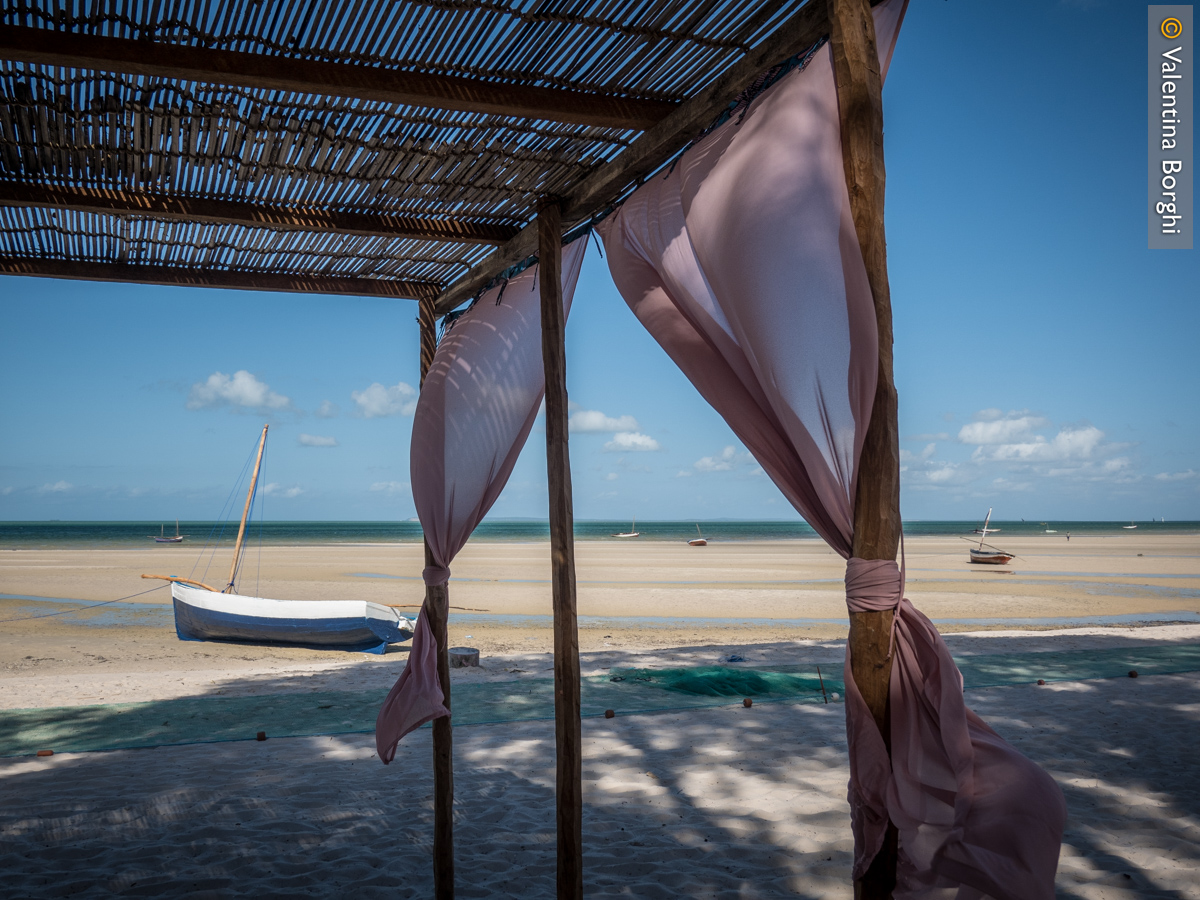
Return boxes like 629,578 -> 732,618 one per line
612,518 -> 639,538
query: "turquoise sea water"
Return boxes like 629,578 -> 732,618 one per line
0,519 -> 1196,548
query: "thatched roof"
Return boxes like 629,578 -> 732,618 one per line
0,0 -> 838,311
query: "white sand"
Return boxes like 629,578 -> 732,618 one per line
2,627 -> 1199,898
2,535 -> 1198,895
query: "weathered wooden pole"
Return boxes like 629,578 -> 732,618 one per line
419,295 -> 455,900
537,198 -> 584,900
829,0 -> 901,897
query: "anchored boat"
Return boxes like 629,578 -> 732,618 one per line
969,508 -> 1014,565
143,425 -> 413,653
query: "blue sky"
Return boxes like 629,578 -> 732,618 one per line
2,0 -> 1197,523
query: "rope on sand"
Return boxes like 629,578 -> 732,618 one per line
0,583 -> 169,623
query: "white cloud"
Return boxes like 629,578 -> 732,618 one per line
905,432 -> 951,442
925,464 -> 958,483
352,382 -> 417,418
264,483 -> 303,498
298,433 -> 338,448
694,446 -> 743,472
1,486 -> 12,495
316,400 -> 339,419
900,443 -> 937,463
972,425 -> 1105,463
1154,469 -> 1197,482
38,480 -> 72,493
604,432 -> 660,452
605,472 -> 619,481
957,413 -> 1049,445
569,409 -> 640,433
370,481 -> 410,495
187,370 -> 290,411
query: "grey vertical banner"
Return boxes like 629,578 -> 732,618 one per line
1149,6 -> 1193,249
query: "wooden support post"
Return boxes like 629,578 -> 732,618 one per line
830,0 -> 901,897
537,198 -> 583,900
419,296 -> 455,900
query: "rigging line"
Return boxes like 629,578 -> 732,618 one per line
191,440 -> 256,582
189,436 -> 258,582
0,584 -> 168,623
196,433 -> 260,587
255,438 -> 267,599
231,429 -> 268,593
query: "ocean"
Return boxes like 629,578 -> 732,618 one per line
0,519 -> 1195,548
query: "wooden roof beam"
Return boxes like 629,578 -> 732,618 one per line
0,257 -> 440,301
0,24 -> 675,131
0,181 -> 518,246
434,0 -> 865,314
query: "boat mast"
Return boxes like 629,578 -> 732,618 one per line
979,508 -> 992,551
225,424 -> 268,593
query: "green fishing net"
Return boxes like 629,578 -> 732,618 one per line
606,665 -> 834,699
3,643 -> 1197,757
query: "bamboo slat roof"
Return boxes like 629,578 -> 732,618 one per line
0,0 -> 820,305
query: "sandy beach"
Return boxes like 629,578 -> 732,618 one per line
2,533 -> 1199,896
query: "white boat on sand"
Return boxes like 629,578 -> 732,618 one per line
144,424 -> 413,653
688,524 -> 707,546
969,508 -> 1014,565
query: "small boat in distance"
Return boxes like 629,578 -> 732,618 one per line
688,524 -> 707,546
150,520 -> 186,543
969,508 -> 1014,565
142,424 -> 413,653
1123,521 -> 1138,529
612,518 -> 640,538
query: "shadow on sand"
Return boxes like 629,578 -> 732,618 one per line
0,633 -> 1198,898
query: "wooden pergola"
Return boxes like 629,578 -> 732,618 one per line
0,1 -> 902,896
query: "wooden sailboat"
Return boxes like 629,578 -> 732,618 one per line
688,524 -> 707,546
969,508 -> 1013,565
150,519 -> 186,543
143,425 -> 413,653
611,518 -> 640,538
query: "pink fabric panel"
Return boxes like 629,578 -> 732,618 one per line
597,34 -> 880,554
375,239 -> 587,762
411,239 -> 586,585
846,560 -> 1066,899
601,0 -> 1064,894
375,612 -> 447,764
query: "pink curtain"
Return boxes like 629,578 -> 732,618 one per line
376,240 -> 587,763
597,1 -> 1066,896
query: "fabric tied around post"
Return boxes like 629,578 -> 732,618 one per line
423,564 -> 451,587
844,557 -> 1067,900
374,239 -> 588,763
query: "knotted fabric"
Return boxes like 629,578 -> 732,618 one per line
376,240 -> 587,762
599,0 -> 1065,894
844,559 -> 1066,899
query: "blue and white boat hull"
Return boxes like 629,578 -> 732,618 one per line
172,583 -> 414,654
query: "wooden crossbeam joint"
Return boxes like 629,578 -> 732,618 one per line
433,0 -> 860,314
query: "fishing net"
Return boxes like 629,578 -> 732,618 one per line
3,644 -> 1197,757
607,665 -> 833,699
